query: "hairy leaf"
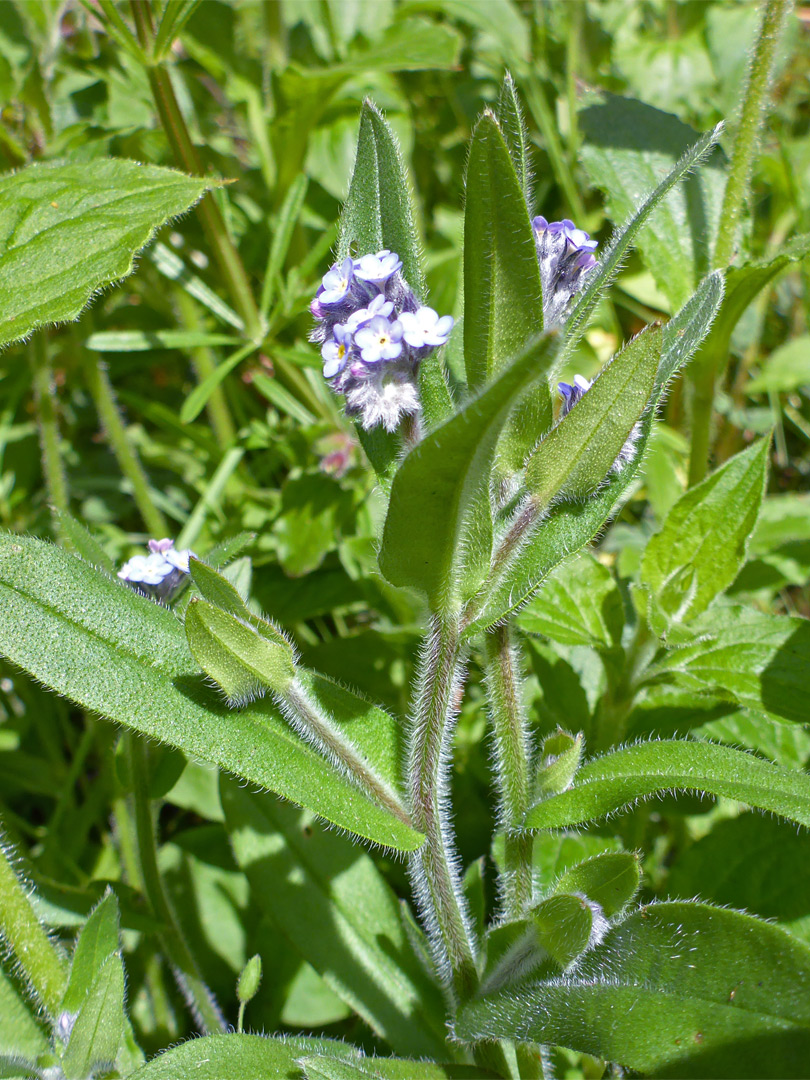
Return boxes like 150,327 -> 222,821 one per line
517,554 -> 622,649
61,953 -> 125,1080
130,1033 -> 356,1080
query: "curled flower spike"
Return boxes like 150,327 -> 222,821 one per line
533,217 -> 599,328
118,538 -> 194,601
310,249 -> 455,432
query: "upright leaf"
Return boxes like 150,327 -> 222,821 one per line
457,902 -> 810,1078
641,439 -> 769,629
0,159 -> 220,347
0,964 -> 48,1064
579,97 -> 727,307
222,781 -> 448,1060
337,100 -> 423,297
496,73 -> 533,210
464,271 -> 724,633
551,852 -> 641,918
524,738 -> 810,830
61,953 -> 125,1080
379,333 -> 557,609
61,891 -> 120,1015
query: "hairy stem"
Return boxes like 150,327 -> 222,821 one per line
0,831 -> 67,1016
409,617 -> 478,1002
689,0 -> 791,486
124,732 -> 226,1034
484,624 -> 534,919
31,334 -> 70,534
82,351 -> 169,538
130,0 -> 263,343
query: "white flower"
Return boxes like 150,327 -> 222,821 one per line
118,539 -> 193,599
398,306 -> 454,349
353,249 -> 402,283
344,293 -> 394,334
354,315 -> 404,363
319,257 -> 354,305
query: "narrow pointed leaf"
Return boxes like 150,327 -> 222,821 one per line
457,902 -> 810,1078
61,953 -> 125,1080
497,73 -> 533,210
641,439 -> 769,628
379,333 -> 557,608
0,160 -> 220,347
524,739 -> 810,830
61,891 -> 120,1014
463,271 -> 724,634
337,100 -> 423,297
0,535 -> 422,850
526,324 -> 661,504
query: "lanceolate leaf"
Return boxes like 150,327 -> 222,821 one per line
523,739 -> 810,830
0,535 -> 422,851
0,964 -> 48,1063
456,902 -> 810,1078
337,100 -> 424,297
222,782 -> 448,1060
379,333 -> 557,609
464,271 -> 724,634
496,72 -> 533,211
641,439 -> 769,628
61,891 -> 120,1014
61,953 -> 125,1080
0,159 -> 220,347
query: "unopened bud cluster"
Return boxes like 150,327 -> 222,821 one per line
532,217 -> 598,329
310,250 -> 454,432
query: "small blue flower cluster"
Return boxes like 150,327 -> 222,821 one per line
310,250 -> 454,432
532,217 -> 598,329
118,538 -> 194,601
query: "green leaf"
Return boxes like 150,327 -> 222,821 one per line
517,554 -> 622,649
148,241 -> 244,331
747,335 -> 810,394
186,598 -> 296,701
298,1054 -> 486,1079
0,159 -> 220,348
552,852 -> 641,918
0,963 -> 48,1062
579,96 -> 726,308
222,781 -> 448,1059
650,606 -> 810,725
531,893 -> 593,968
641,440 -> 769,629
260,172 -> 309,316
337,100 -> 424,297
0,535 -> 422,850
524,738 -> 810,830
85,330 -> 241,352
456,902 -> 810,1078
496,72 -> 533,210
153,0 -> 202,59
379,333 -> 557,609
340,17 -> 462,75
532,730 -> 584,801
61,953 -> 125,1080
53,511 -> 115,574
526,324 -> 661,505
463,271 -> 724,634
180,342 -> 257,424
61,890 -> 120,1015
130,1033 -> 356,1080
463,110 -> 545,391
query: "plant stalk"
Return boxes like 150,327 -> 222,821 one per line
123,732 -> 226,1034
129,0 -> 263,343
82,351 -> 169,538
0,831 -> 67,1016
689,0 -> 791,485
408,617 -> 478,1002
483,624 -> 534,919
31,334 -> 70,532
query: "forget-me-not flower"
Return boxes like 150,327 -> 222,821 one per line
533,217 -> 598,328
118,538 -> 194,601
354,315 -> 404,363
321,323 -> 353,379
399,307 -> 455,349
319,257 -> 355,305
353,249 -> 403,283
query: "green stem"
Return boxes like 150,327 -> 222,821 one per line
31,334 -> 70,532
124,732 -> 226,1034
174,288 -> 237,446
130,0 -> 263,343
409,617 -> 478,1002
82,351 -> 169,538
524,77 -> 586,223
689,0 -> 791,485
0,832 -> 67,1016
483,624 -> 533,919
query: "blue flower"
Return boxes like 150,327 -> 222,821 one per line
319,257 -> 355,305
399,307 -> 454,349
321,323 -> 353,379
353,249 -> 402,283
118,539 -> 193,601
533,217 -> 599,328
558,373 -> 591,415
354,315 -> 404,363
344,293 -> 394,334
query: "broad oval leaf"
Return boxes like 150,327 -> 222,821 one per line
641,439 -> 769,629
524,738 -> 810,830
552,852 -> 641,918
0,535 -> 422,851
0,159 -> 220,347
532,893 -> 593,968
456,902 -> 810,1078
